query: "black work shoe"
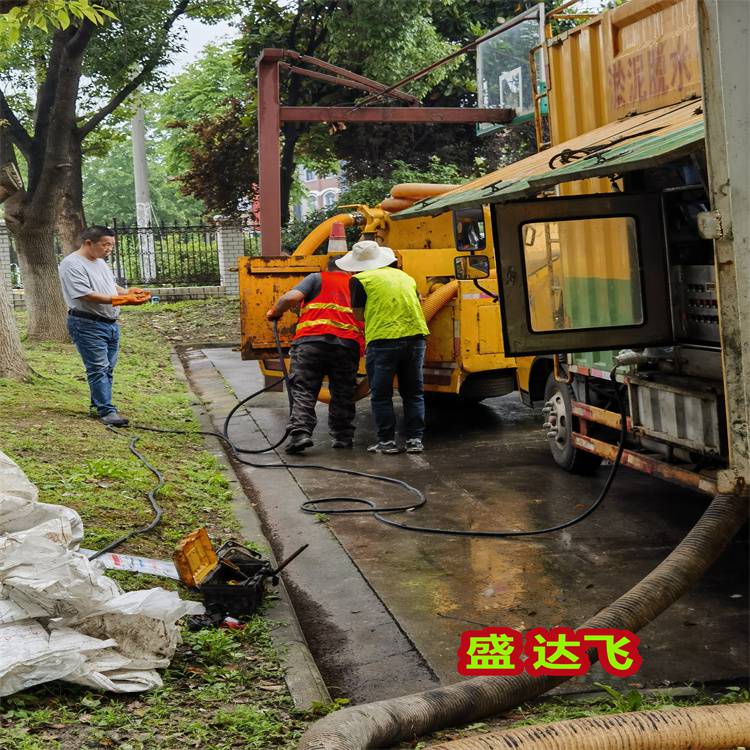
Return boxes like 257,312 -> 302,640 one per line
100,411 -> 129,427
331,438 -> 353,449
285,434 -> 313,454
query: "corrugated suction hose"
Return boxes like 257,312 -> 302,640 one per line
297,491 -> 749,749
428,702 -> 750,750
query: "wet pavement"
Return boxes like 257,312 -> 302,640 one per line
191,348 -> 748,699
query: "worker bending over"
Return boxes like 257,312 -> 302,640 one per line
267,258 -> 364,454
336,241 -> 429,454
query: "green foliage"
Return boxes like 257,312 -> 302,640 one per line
0,0 -> 114,47
0,301 -> 308,748
82,122 -> 206,225
158,43 -> 247,176
280,156 -> 466,253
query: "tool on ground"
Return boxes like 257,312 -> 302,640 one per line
173,528 -> 308,619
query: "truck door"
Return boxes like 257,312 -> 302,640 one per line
492,193 -> 673,356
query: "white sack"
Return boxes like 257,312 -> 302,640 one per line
0,449 -> 203,695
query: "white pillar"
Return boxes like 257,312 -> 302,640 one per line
0,222 -> 13,294
132,106 -> 156,282
216,222 -> 244,297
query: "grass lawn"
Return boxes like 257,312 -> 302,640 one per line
0,299 -> 315,750
1,298 -> 745,750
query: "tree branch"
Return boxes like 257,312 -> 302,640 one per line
0,89 -> 32,157
0,0 -> 26,13
78,0 -> 190,138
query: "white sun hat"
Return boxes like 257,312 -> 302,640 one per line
334,240 -> 397,272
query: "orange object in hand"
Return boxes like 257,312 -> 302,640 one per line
111,292 -> 151,306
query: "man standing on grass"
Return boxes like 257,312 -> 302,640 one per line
336,240 -> 429,454
58,226 -> 150,426
266,257 -> 364,454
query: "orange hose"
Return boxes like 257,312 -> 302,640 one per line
292,213 -> 357,257
390,182 -> 459,200
380,197 -> 415,213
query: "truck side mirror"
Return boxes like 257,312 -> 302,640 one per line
454,254 -> 490,280
454,208 -> 486,252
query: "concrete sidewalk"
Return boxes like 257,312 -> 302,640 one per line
186,346 -> 749,702
182,347 -> 438,703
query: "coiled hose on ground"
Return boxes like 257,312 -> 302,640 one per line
297,490 -> 749,749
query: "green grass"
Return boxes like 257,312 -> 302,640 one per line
0,300 -> 316,749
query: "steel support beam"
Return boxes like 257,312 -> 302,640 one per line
257,52 -> 283,257
279,106 -> 515,124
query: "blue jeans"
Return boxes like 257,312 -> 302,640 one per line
365,337 -> 426,442
67,316 -> 120,417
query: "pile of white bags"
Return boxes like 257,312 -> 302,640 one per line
0,449 -> 203,695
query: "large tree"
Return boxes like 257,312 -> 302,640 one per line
174,0 -> 565,222
0,0 -> 236,341
0,0 -> 114,377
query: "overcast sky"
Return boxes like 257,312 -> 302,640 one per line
164,15 -> 240,76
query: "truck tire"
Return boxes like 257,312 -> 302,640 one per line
459,370 -> 516,403
543,373 -> 603,475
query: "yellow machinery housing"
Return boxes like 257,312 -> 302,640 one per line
239,188 -> 524,403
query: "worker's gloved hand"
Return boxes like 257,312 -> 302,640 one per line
127,288 -> 151,302
112,292 -> 150,306
266,307 -> 282,321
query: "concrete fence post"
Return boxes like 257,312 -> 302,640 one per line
0,222 -> 13,295
216,221 -> 245,297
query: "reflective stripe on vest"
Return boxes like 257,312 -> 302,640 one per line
355,267 -> 430,343
293,271 -> 365,346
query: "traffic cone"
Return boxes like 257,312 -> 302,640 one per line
327,221 -> 347,254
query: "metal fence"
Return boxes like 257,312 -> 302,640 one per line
8,221 -> 260,289
111,221 -> 221,286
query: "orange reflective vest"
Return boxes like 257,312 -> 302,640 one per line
293,271 -> 364,353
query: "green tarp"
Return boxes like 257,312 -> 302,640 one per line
392,119 -> 705,219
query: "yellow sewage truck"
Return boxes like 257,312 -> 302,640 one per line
392,0 -> 748,497
238,185 -> 528,403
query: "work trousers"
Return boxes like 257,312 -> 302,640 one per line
365,336 -> 426,442
288,341 -> 359,440
67,316 -> 120,417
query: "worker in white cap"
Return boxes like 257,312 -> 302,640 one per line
336,240 -> 429,454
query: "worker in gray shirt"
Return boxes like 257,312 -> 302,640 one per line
58,226 -> 150,426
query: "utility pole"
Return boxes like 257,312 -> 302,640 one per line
132,105 -> 156,281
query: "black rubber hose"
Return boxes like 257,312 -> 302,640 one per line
88,429 -> 164,560
91,327 -> 628,554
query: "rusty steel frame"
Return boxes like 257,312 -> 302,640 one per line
571,401 -> 631,431
278,107 -> 515,124
572,432 -> 718,496
257,47 -> 514,257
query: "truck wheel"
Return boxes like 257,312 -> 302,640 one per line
542,373 -> 602,475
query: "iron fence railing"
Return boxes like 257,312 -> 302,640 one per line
6,221 -> 260,289
111,221 -> 218,287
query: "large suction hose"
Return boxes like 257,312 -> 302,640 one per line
297,491 -> 749,749
292,213 -> 358,257
429,702 -> 750,750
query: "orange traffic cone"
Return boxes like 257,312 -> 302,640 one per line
326,221 -> 348,254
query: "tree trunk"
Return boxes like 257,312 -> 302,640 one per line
14,224 -> 68,341
0,286 -> 29,380
56,133 -> 85,254
280,125 -> 300,226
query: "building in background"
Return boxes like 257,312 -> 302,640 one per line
292,167 -> 342,219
